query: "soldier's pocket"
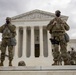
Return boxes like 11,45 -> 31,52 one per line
10,38 -> 16,46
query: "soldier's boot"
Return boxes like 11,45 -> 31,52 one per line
64,60 -> 69,65
0,61 -> 4,66
52,60 -> 58,65
9,61 -> 12,66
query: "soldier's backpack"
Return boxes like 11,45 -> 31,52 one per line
64,33 -> 70,42
10,37 -> 16,46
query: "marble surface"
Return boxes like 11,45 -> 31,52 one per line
0,66 -> 76,75
0,70 -> 76,75
0,66 -> 76,71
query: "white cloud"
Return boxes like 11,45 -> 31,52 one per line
67,29 -> 76,39
50,0 -> 71,6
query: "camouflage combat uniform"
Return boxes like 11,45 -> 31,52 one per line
0,17 -> 16,66
70,49 -> 76,64
47,16 -> 70,65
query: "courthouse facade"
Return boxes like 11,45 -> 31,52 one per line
3,9 -> 76,66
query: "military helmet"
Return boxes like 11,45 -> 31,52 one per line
6,17 -> 11,20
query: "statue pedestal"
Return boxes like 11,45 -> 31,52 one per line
0,66 -> 76,75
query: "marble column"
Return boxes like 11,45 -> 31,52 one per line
22,27 -> 27,57
14,27 -> 19,58
39,26 -> 44,57
31,26 -> 34,57
47,31 -> 52,57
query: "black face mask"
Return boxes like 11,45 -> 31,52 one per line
6,20 -> 10,24
55,13 -> 60,17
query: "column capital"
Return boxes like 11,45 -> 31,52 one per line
23,26 -> 27,29
16,27 -> 19,30
39,26 -> 43,28
31,26 -> 34,28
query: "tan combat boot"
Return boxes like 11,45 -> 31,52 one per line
52,61 -> 58,65
0,62 -> 4,66
64,60 -> 69,65
9,61 -> 12,66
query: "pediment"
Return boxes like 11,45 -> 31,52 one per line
11,9 -> 68,21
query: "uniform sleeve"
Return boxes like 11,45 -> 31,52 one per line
63,22 -> 70,31
11,25 -> 16,37
0,25 -> 5,33
46,19 -> 54,30
8,25 -> 16,37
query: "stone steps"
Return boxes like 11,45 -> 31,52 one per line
0,66 -> 76,71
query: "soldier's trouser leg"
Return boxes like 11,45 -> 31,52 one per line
52,44 -> 60,65
60,36 -> 68,65
8,46 -> 13,66
0,46 -> 6,66
58,55 -> 62,65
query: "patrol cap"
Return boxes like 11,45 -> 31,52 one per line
55,10 -> 61,14
6,17 -> 11,20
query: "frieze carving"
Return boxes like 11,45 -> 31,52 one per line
12,13 -> 54,21
11,9 -> 68,21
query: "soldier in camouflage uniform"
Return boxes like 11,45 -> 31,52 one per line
47,10 -> 70,65
0,17 -> 16,66
18,61 -> 26,66
67,51 -> 72,65
70,48 -> 76,64
58,53 -> 63,65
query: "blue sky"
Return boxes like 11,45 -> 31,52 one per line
0,0 -> 76,40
